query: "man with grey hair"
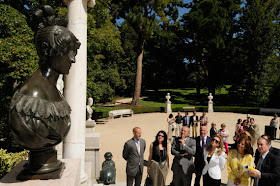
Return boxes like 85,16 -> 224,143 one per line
249,137 -> 280,186
254,134 -> 280,166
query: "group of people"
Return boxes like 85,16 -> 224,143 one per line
167,111 -> 208,141
122,113 -> 280,186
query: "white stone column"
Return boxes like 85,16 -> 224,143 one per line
62,0 -> 95,184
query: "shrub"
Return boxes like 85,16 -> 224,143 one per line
92,105 -> 260,119
0,149 -> 28,178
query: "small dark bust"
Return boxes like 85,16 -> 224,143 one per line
98,152 -> 116,185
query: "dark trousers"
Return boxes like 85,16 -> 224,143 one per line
194,167 -> 203,186
127,166 -> 142,186
203,172 -> 221,186
173,165 -> 192,186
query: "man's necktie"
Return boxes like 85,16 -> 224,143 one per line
255,156 -> 263,186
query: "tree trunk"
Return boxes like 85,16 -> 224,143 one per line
132,40 -> 144,105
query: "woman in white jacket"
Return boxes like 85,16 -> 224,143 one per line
202,135 -> 226,186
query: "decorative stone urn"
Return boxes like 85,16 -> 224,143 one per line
208,93 -> 214,113
165,93 -> 172,114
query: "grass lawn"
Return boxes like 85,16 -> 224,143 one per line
92,86 -> 260,119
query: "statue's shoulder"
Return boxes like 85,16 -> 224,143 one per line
10,90 -> 70,119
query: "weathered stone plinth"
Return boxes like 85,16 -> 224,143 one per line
0,159 -> 80,186
86,120 -> 96,133
85,132 -> 100,181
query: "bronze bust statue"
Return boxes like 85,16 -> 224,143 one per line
9,5 -> 80,180
98,152 -> 116,185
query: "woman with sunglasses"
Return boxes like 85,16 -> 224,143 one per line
147,130 -> 169,186
202,135 -> 225,186
227,137 -> 253,186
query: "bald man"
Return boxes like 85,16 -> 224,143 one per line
123,127 -> 146,186
171,126 -> 196,186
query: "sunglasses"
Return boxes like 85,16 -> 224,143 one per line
212,139 -> 220,144
158,135 -> 164,137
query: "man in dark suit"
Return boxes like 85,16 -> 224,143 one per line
171,126 -> 196,186
249,137 -> 280,186
254,134 -> 280,165
190,111 -> 199,137
182,112 -> 190,127
194,126 -> 211,186
175,111 -> 183,137
123,127 -> 146,186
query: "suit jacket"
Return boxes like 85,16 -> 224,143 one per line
254,146 -> 280,165
122,138 -> 146,177
257,152 -> 280,186
182,116 -> 190,127
202,149 -> 226,180
171,136 -> 196,175
190,115 -> 199,126
194,136 -> 211,168
175,115 -> 183,124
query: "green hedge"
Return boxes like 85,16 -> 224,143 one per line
0,149 -> 28,178
92,105 -> 260,119
173,106 -> 259,114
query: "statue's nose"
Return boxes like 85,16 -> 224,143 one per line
70,56 -> 76,63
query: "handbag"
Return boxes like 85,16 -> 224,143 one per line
144,175 -> 152,186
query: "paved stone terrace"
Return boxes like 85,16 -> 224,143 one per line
95,112 -> 280,185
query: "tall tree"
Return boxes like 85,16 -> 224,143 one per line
181,0 -> 242,95
87,0 -> 125,103
232,0 -> 280,106
111,0 -> 181,105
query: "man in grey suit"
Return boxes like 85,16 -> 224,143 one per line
123,127 -> 146,186
171,126 -> 196,186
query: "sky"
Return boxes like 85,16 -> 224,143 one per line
116,0 -> 193,26
178,0 -> 192,18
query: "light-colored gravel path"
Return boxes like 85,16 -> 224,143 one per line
95,112 -> 280,185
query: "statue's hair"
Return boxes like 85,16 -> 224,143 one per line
33,6 -> 80,66
33,5 -> 67,30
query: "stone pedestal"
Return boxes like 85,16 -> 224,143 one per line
0,159 -> 80,186
85,133 -> 100,180
86,120 -> 96,133
208,101 -> 214,113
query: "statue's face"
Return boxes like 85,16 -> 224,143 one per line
48,43 -> 78,74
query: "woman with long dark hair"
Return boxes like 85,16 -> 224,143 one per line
147,130 -> 169,186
